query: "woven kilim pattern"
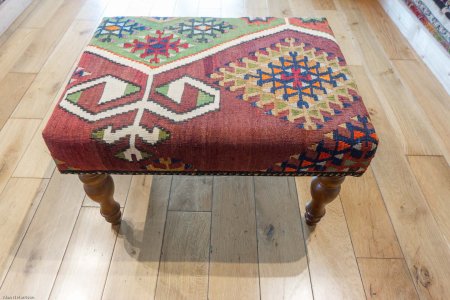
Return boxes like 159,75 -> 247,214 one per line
43,17 -> 378,176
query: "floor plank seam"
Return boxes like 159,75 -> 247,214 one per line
99,220 -> 120,300
46,192 -> 84,298
369,169 -> 424,299
206,176 -> 214,300
251,176 -> 262,300
338,195 -> 368,300
0,168 -> 55,289
152,175 -> 173,299
291,177 -> 316,299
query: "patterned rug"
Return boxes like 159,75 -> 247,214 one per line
404,0 -> 450,52
43,17 -> 378,176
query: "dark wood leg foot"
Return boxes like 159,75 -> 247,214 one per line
305,176 -> 345,226
79,173 -> 121,225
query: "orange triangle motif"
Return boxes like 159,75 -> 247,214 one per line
321,74 -> 331,81
337,141 -> 351,151
318,152 -> 332,160
301,160 -> 314,167
353,130 -> 365,139
262,74 -> 271,80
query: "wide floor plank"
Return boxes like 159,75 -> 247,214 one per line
0,173 -> 85,299
209,176 -> 260,300
49,207 -> 118,300
408,156 -> 450,246
0,119 -> 41,194
0,28 -> 38,82
358,258 -> 418,299
255,177 -> 313,300
169,176 -> 213,211
102,175 -> 171,300
393,59 -> 450,163
349,64 -> 450,299
356,0 -> 415,59
0,178 -> 49,284
341,4 -> 441,156
155,211 -> 210,300
12,0 -> 89,73
340,168 -> 403,258
12,20 -> 97,119
0,73 -> 35,130
295,177 -> 366,300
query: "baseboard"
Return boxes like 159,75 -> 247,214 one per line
378,0 -> 450,94
0,0 -> 32,36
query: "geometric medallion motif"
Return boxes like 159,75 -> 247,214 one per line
168,18 -> 233,43
266,115 -> 378,173
124,30 -> 190,64
211,37 -> 359,130
95,17 -> 147,42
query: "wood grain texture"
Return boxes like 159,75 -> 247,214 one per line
0,178 -> 49,285
0,119 -> 41,195
349,64 -> 450,299
0,28 -> 37,82
340,168 -> 403,258
295,177 -> 366,300
254,177 -> 313,300
12,20 -> 97,119
169,176 -> 212,211
357,0 -> 415,59
0,73 -> 35,130
12,0 -> 88,73
155,211 -> 210,300
0,173 -> 85,299
312,0 -> 336,10
358,258 -> 419,299
266,0 -> 293,17
341,4 -> 442,156
19,0 -> 65,28
378,0 -> 450,93
209,176 -> 260,300
408,156 -> 450,246
323,10 -> 363,66
49,207 -> 118,300
393,59 -> 450,164
102,175 -> 171,300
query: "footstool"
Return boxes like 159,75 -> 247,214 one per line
42,17 -> 378,226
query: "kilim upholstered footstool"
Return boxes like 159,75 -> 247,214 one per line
42,17 -> 378,226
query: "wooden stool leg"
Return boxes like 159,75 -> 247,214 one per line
305,176 -> 345,226
78,173 -> 122,225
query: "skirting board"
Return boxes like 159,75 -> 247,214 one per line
0,0 -> 32,36
378,0 -> 450,94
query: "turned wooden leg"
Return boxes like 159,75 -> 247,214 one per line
78,173 -> 122,225
305,176 -> 345,226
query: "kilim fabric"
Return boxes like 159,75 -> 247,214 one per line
42,17 -> 378,176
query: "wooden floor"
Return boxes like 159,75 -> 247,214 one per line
0,0 -> 449,299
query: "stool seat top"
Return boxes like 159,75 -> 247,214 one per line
43,17 -> 378,176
